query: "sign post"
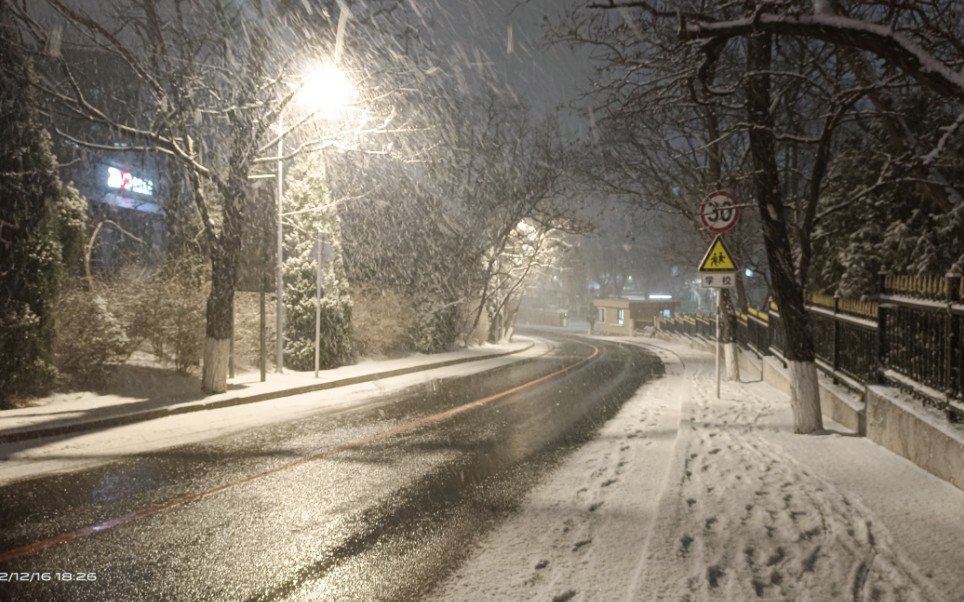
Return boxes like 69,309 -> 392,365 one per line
699,190 -> 740,399
699,234 -> 737,399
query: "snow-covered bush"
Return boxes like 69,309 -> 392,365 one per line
412,299 -> 460,354
283,252 -> 353,370
127,259 -> 207,373
0,27 -> 88,406
0,303 -> 59,404
459,295 -> 490,346
350,283 -> 416,358
55,288 -> 131,388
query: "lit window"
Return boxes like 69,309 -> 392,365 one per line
617,309 -> 625,325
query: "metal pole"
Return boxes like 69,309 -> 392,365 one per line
259,275 -> 266,382
716,287 -> 721,399
314,232 -> 323,378
228,297 -> 235,379
275,116 -> 284,373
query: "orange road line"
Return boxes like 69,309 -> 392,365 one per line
0,342 -> 600,565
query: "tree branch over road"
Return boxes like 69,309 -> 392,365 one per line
679,13 -> 964,101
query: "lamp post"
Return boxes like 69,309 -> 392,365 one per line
273,64 -> 357,374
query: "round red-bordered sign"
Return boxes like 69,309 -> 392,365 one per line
700,191 -> 739,234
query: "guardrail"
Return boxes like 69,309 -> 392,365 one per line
656,273 -> 963,423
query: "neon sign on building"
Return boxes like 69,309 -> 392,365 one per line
106,166 -> 154,196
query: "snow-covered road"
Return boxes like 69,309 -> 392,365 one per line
428,339 -> 964,601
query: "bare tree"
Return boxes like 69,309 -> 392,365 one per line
677,1 -> 964,273
677,1 -> 964,432
340,92 -> 585,348
553,0 -> 964,432
7,0 -> 380,392
553,4 -> 763,380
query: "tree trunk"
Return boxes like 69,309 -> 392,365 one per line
789,360 -> 822,431
488,303 -> 504,344
720,288 -> 740,381
201,243 -> 236,393
724,342 -> 739,381
200,169 -> 245,393
501,295 -> 521,343
746,32 -> 822,434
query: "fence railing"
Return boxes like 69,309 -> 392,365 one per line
656,273 -> 964,423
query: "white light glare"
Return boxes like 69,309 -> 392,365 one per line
298,64 -> 357,119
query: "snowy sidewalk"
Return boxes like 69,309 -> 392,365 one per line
429,338 -> 964,601
0,339 -> 534,444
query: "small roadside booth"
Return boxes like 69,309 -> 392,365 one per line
592,298 -> 680,336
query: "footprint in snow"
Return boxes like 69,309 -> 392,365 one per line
680,534 -> 694,557
766,547 -> 785,566
572,539 -> 592,552
707,565 -> 725,588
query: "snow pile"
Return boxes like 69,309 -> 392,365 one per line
429,339 -> 964,601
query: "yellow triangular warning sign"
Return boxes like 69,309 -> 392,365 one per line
699,235 -> 736,271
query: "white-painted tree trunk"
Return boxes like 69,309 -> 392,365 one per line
789,360 -> 823,434
201,337 -> 230,394
724,342 -> 740,381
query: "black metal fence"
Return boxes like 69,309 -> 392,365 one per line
656,274 -> 964,423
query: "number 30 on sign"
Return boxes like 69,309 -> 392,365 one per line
700,191 -> 739,234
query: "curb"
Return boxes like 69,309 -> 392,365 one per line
0,342 -> 536,444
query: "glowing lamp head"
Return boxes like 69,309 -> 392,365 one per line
297,64 -> 357,120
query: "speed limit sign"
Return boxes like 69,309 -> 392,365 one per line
700,191 -> 739,234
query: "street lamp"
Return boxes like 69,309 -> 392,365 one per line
274,64 -> 357,373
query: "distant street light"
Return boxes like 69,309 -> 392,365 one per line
274,64 -> 357,373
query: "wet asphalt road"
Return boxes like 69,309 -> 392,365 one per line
0,334 -> 660,601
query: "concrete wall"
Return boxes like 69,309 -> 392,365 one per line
866,387 -> 964,491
